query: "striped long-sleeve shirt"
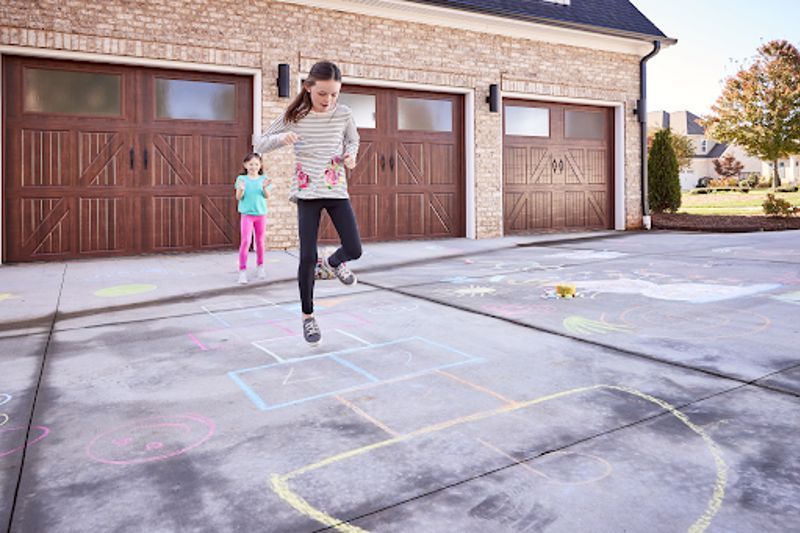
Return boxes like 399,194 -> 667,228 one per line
255,104 -> 359,202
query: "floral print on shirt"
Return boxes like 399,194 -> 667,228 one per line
296,163 -> 310,189
324,156 -> 344,189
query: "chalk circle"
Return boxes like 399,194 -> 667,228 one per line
528,451 -> 613,485
94,284 -> 157,298
86,414 -> 215,465
619,305 -> 770,340
0,393 -> 11,406
0,426 -> 50,458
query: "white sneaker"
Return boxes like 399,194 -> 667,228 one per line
257,265 -> 266,280
238,271 -> 248,284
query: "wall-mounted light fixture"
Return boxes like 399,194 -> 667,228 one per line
277,64 -> 291,98
486,84 -> 500,113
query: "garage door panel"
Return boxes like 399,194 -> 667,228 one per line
531,148 -> 555,185
430,144 -> 455,185
350,194 -> 379,241
349,141 -> 379,187
200,135 -> 240,186
586,149 -> 607,184
429,193 -> 455,235
531,192 -> 553,229
564,191 -> 586,227
588,192 -> 608,226
15,197 -> 72,258
395,193 -> 425,237
151,196 -> 191,250
19,128 -> 70,187
78,131 -> 126,187
504,192 -> 529,231
503,146 -> 527,185
396,142 -> 424,186
79,197 -> 125,253
152,134 -> 194,186
200,196 -> 237,247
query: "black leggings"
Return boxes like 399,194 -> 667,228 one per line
297,199 -> 362,315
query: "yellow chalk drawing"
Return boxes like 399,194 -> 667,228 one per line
93,284 -> 157,298
270,384 -> 727,533
563,316 -> 630,335
0,293 -> 19,303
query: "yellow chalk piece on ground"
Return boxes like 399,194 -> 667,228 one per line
555,284 -> 576,298
94,284 -> 157,298
0,293 -> 19,303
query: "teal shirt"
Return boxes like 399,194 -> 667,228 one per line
235,174 -> 271,215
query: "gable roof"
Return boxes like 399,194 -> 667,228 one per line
404,0 -> 672,42
670,111 -> 705,136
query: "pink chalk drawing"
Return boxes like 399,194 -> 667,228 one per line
86,414 -> 215,465
483,303 -> 557,318
0,426 -> 50,458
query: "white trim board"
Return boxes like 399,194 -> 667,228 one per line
501,92 -> 626,231
278,0 -> 668,56
0,45 -> 264,264
343,75 -> 477,239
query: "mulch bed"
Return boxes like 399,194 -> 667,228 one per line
652,213 -> 800,232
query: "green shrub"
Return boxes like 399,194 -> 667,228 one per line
648,129 -> 681,212
762,194 -> 799,217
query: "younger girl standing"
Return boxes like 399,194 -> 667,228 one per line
256,61 -> 361,345
235,152 -> 272,284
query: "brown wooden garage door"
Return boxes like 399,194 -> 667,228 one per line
320,86 -> 465,242
3,56 -> 252,262
503,100 -> 613,233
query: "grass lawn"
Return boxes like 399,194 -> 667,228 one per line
679,190 -> 800,216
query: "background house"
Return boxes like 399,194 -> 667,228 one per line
1,0 -> 673,262
649,109 -> 798,190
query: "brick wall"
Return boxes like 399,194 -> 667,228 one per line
0,0 -> 644,248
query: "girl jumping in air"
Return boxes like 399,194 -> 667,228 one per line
235,152 -> 272,284
256,61 -> 361,345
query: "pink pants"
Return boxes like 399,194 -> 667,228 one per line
239,214 -> 267,270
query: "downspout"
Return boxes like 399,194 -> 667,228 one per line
637,40 -> 661,230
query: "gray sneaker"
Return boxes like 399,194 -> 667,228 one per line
302,317 -> 321,345
322,254 -> 357,286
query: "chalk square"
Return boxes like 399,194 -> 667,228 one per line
252,329 -> 370,361
230,357 -> 371,410
188,321 -> 295,351
336,337 -> 476,381
339,372 -> 506,435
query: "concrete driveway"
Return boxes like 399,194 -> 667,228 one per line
1,230 -> 798,532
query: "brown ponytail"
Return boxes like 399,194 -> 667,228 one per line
284,61 -> 342,124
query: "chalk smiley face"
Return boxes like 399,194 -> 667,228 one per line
86,414 -> 215,465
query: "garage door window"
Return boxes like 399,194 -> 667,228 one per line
397,97 -> 452,132
565,110 -> 605,139
155,79 -> 235,121
23,68 -> 121,116
505,106 -> 549,137
338,93 -> 376,128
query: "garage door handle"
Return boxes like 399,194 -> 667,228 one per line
558,159 -> 564,173
380,155 -> 385,171
389,156 -> 395,172
143,149 -> 149,170
552,159 -> 558,173
130,148 -> 135,170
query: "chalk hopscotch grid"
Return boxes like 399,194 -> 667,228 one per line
228,336 -> 483,411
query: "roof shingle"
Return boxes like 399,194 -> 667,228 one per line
405,0 -> 669,41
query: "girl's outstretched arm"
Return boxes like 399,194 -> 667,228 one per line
255,114 -> 294,154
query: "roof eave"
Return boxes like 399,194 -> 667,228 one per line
404,0 -> 677,46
